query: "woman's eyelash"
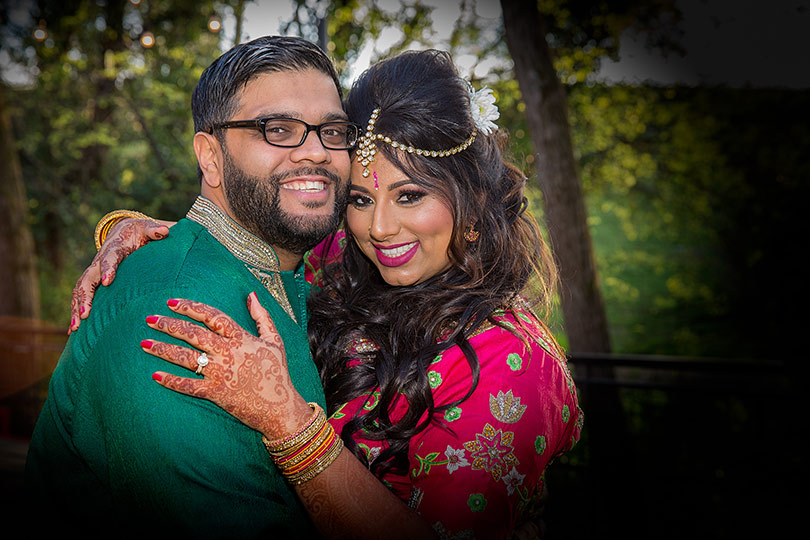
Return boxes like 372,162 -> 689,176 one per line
398,190 -> 427,203
350,193 -> 372,207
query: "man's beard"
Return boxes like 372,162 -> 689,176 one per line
221,151 -> 347,255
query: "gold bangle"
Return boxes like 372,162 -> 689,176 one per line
259,403 -> 344,485
279,423 -> 340,476
274,422 -> 332,468
262,403 -> 325,455
94,209 -> 150,250
285,437 -> 344,485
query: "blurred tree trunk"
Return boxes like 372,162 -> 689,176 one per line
500,0 -> 610,355
501,3 -> 648,537
0,84 -> 40,319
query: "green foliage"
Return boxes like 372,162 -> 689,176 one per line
565,83 -> 809,359
281,0 -> 435,88
2,0 -> 232,324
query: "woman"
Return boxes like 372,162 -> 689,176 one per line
74,50 -> 582,539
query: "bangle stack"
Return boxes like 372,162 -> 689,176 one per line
94,209 -> 150,250
262,403 -> 344,485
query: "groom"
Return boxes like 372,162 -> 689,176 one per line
26,36 -> 354,536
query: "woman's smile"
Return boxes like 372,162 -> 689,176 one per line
373,241 -> 420,267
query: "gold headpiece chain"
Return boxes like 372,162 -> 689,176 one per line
356,108 -> 476,178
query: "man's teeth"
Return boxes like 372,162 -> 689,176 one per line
380,242 -> 416,257
282,181 -> 325,192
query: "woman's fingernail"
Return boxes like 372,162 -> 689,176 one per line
70,317 -> 76,327
141,340 -> 153,349
167,299 -> 179,307
80,305 -> 85,314
146,315 -> 159,324
101,274 -> 107,283
152,373 -> 163,382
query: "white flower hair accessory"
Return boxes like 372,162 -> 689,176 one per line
468,83 -> 500,135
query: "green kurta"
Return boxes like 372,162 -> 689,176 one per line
26,198 -> 324,537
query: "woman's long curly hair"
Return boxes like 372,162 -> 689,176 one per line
307,49 -> 558,478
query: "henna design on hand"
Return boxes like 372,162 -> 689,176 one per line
68,217 -> 170,334
145,297 -> 310,439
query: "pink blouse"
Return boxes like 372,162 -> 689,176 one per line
305,236 -> 582,539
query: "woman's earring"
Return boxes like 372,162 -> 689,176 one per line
464,226 -> 480,242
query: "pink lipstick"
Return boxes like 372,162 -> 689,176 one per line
373,241 -> 419,267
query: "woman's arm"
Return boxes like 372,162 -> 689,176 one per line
145,295 -> 437,540
69,215 -> 172,333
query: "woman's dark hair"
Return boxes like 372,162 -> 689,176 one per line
307,49 -> 557,478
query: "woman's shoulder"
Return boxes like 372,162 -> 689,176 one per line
428,298 -> 576,403
470,298 -> 566,363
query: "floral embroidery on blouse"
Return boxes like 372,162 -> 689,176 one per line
462,423 -> 519,482
489,390 -> 527,423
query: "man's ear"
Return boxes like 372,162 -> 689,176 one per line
193,132 -> 223,189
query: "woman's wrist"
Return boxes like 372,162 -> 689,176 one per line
94,209 -> 150,250
261,402 -> 344,485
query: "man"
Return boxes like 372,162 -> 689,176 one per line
25,36 -> 356,536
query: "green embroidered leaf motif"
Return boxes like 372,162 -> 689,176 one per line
431,353 -> 443,364
428,370 -> 443,389
444,406 -> 462,422
329,403 -> 347,420
357,443 -> 376,461
362,388 -> 381,411
507,353 -> 522,371
535,435 -> 547,455
412,451 -> 443,477
467,493 -> 488,512
562,404 -> 571,423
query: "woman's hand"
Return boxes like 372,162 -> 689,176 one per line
143,293 -> 312,440
69,217 -> 171,334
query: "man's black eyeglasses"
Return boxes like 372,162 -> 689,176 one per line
209,117 -> 361,151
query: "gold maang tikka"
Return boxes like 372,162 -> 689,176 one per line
356,108 -> 477,178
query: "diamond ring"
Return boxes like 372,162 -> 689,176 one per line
195,352 -> 209,375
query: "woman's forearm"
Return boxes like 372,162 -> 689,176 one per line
295,449 -> 437,540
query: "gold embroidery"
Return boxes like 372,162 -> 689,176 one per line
247,268 -> 297,323
489,390 -> 527,424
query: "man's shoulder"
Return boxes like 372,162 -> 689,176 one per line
110,218 -> 240,290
